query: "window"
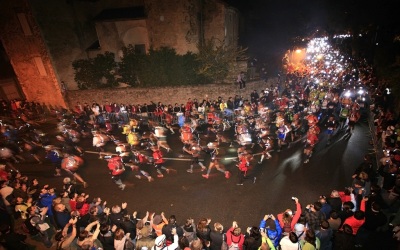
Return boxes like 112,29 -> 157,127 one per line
33,57 -> 47,76
16,13 -> 33,36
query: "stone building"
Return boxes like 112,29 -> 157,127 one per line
0,0 -> 239,108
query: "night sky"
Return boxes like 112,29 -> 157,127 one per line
225,0 -> 400,73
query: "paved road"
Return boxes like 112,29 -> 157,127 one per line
14,117 -> 372,228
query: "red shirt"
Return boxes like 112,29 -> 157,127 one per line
153,150 -> 164,164
342,199 -> 366,235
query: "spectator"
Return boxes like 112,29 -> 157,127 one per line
152,212 -> 168,237
54,217 -> 78,250
326,190 -> 342,213
226,221 -> 245,250
316,220 -> 333,250
277,197 -> 302,235
243,226 -> 262,249
341,197 -> 366,235
209,222 -> 224,250
154,229 -> 179,250
259,214 -> 282,248
279,231 -> 300,250
182,218 -> 196,244
299,229 -> 320,250
196,217 -> 211,248
318,196 -> 332,219
114,228 -> 133,250
355,200 -> 387,247
327,211 -> 341,233
121,212 -> 138,241
162,214 -> 184,245
333,224 -> 355,249
98,223 -> 117,250
304,202 -> 326,231
109,203 -> 128,227
76,220 -> 101,249
26,205 -> 52,248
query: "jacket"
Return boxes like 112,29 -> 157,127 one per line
226,227 -> 245,250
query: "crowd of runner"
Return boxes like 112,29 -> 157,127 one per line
0,40 -> 400,250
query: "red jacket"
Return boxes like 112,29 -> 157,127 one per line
277,202 -> 302,232
342,199 -> 366,235
226,227 -> 245,250
69,200 -> 90,216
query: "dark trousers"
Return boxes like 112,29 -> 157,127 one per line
239,80 -> 246,89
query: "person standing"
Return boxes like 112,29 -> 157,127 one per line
237,72 -> 246,89
226,221 -> 245,250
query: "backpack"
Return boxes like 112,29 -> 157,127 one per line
229,234 -> 241,250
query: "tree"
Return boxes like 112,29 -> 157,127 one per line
119,46 -> 207,87
196,38 -> 248,83
72,52 -> 118,89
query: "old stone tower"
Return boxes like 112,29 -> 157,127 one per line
0,0 -> 239,107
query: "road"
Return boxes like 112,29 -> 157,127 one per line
12,115 -> 374,229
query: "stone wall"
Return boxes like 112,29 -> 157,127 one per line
66,79 -> 277,108
0,0 -> 67,107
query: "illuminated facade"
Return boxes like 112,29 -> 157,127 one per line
0,0 -> 238,107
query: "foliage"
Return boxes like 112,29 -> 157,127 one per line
196,38 -> 248,83
72,52 -> 118,89
119,46 -> 207,87
73,42 -> 248,88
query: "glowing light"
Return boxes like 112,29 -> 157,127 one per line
295,49 -> 302,53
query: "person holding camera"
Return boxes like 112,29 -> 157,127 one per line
304,202 -> 326,231
244,226 -> 262,250
259,214 -> 282,248
226,221 -> 245,250
277,197 -> 302,235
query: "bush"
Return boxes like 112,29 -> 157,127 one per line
72,52 -> 118,89
119,46 -> 208,87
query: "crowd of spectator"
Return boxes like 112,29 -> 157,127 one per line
0,45 -> 400,250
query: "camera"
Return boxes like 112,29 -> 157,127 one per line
291,197 -> 297,200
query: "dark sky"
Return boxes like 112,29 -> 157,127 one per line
225,0 -> 400,72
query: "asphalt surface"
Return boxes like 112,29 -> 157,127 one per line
13,116 -> 373,228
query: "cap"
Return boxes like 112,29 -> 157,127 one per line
294,223 -> 305,234
155,234 -> 166,246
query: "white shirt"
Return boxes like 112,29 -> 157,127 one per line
279,235 -> 300,250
